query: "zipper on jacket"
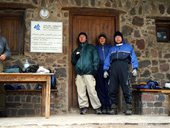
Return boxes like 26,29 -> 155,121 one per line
116,47 -> 118,60
102,46 -> 105,60
80,46 -> 83,71
116,46 -> 121,60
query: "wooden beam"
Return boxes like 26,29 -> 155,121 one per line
62,7 -> 126,16
147,16 -> 170,20
0,2 -> 37,9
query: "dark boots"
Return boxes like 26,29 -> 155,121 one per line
125,104 -> 133,115
80,107 -> 88,115
108,104 -> 133,115
108,104 -> 118,115
95,107 -> 102,114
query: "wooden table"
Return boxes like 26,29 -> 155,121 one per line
0,73 -> 53,119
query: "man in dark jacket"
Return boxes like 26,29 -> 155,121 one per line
72,32 -> 102,115
103,31 -> 138,115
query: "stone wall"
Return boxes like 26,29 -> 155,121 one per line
133,91 -> 169,115
5,91 -> 57,117
0,0 -> 170,115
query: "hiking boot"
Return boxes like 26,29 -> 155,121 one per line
80,107 -> 88,115
95,107 -> 102,114
108,108 -> 118,115
106,108 -> 111,114
102,108 -> 107,114
125,104 -> 133,115
108,104 -> 118,115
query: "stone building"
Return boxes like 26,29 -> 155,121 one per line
0,0 -> 170,116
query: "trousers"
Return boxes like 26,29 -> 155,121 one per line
75,74 -> 101,109
96,66 -> 110,109
0,62 -> 3,72
108,60 -> 132,105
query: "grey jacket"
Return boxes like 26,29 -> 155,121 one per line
0,36 -> 11,59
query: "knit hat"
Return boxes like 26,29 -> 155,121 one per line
114,31 -> 123,42
98,33 -> 107,39
78,32 -> 88,39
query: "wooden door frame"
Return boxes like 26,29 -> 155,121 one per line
64,7 -> 125,110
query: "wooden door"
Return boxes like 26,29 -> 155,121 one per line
69,8 -> 119,109
72,15 -> 115,47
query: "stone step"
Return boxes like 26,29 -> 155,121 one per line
0,124 -> 170,128
0,114 -> 170,128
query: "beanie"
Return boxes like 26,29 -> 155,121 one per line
78,32 -> 88,39
114,31 -> 123,42
98,33 -> 107,39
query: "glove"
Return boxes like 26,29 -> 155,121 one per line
132,69 -> 137,77
103,71 -> 109,78
75,51 -> 80,60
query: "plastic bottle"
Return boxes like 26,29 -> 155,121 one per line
24,59 -> 30,70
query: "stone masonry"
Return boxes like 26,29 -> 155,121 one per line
133,91 -> 169,115
0,0 -> 170,116
5,91 -> 57,117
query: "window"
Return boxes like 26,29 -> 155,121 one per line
156,19 -> 170,43
0,11 -> 25,55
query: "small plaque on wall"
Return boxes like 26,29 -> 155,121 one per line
31,21 -> 63,53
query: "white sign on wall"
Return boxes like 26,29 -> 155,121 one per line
31,21 -> 63,53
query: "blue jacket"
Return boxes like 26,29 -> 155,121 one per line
96,44 -> 112,66
103,41 -> 138,70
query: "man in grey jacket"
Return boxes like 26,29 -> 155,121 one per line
0,35 -> 11,115
0,36 -> 11,72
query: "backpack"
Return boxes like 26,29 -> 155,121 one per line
146,80 -> 160,89
35,74 -> 56,90
133,80 -> 160,89
4,65 -> 23,73
51,74 -> 56,89
24,64 -> 39,73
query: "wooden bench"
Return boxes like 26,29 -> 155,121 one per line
0,73 -> 53,119
135,89 -> 170,94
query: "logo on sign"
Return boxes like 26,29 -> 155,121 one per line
34,24 -> 40,30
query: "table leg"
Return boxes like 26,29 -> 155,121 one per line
168,95 -> 170,116
42,83 -> 45,116
45,76 -> 51,119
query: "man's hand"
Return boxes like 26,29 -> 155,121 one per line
75,52 -> 80,60
0,54 -> 6,61
103,71 -> 109,78
132,69 -> 137,77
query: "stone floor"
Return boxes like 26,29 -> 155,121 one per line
0,114 -> 170,128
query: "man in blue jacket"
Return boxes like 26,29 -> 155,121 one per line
103,31 -> 138,115
72,32 -> 102,115
96,33 -> 112,114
